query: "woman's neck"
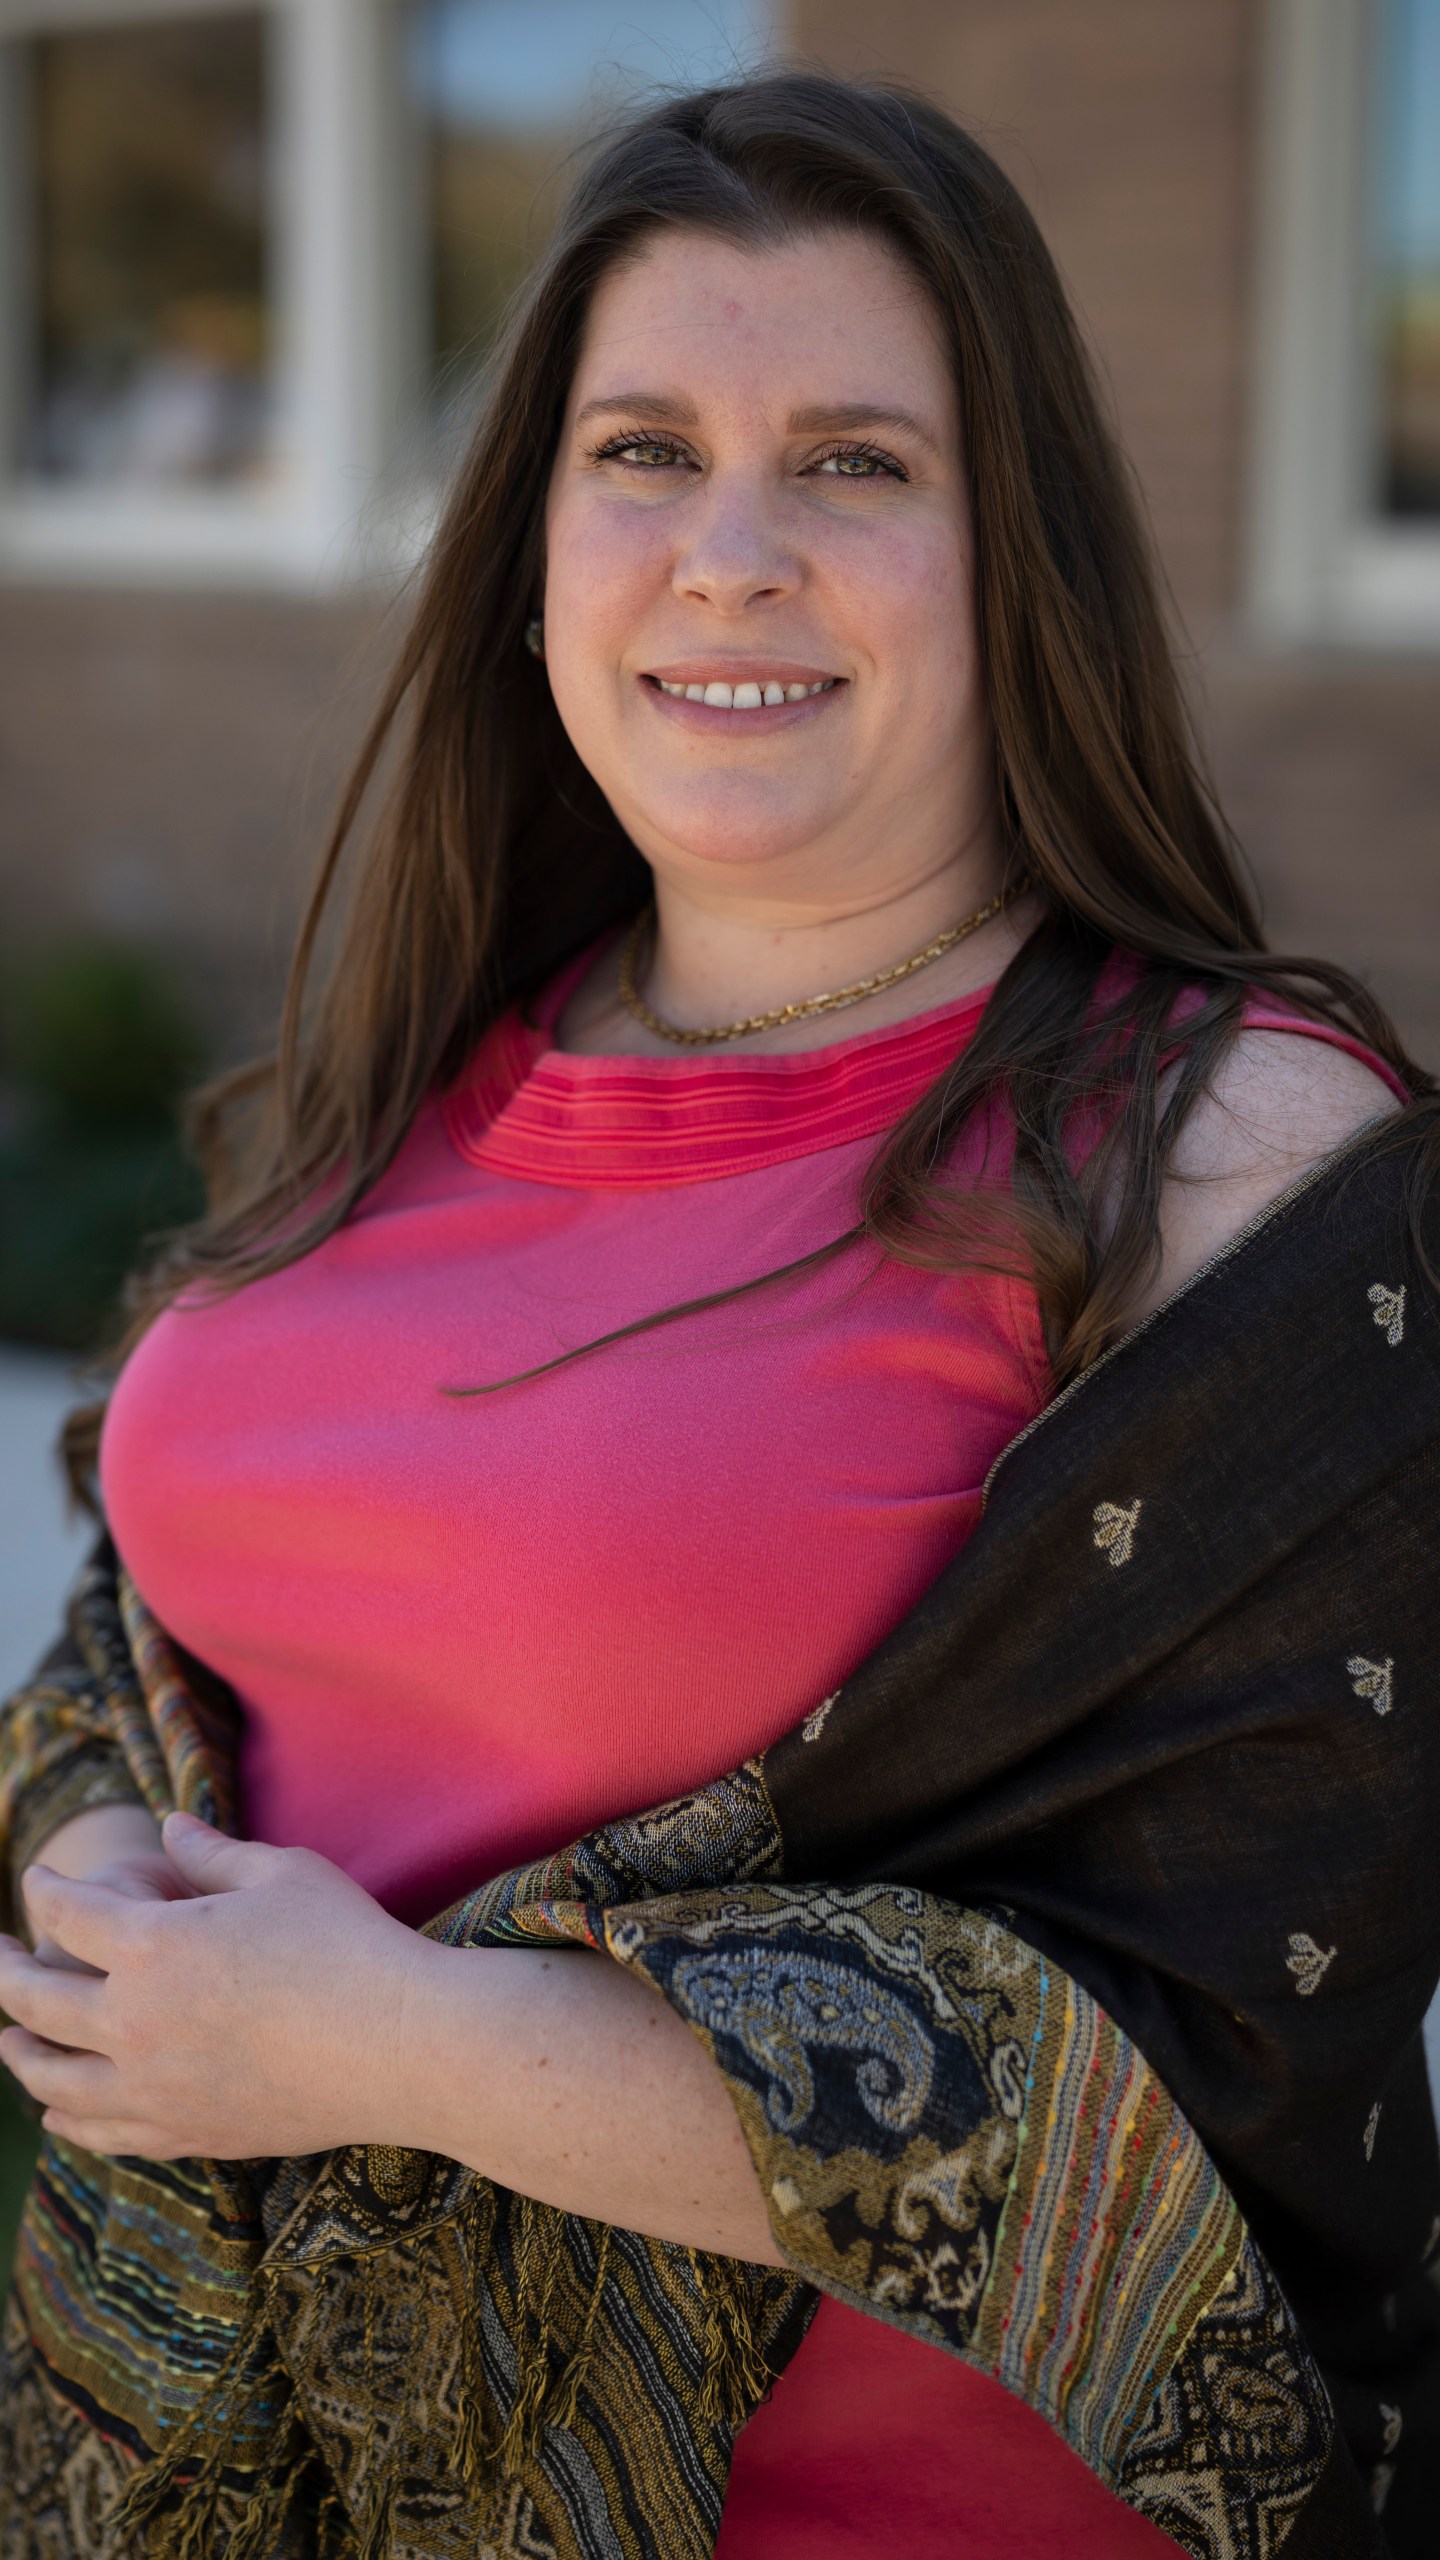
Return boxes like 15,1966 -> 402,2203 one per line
558,849 -> 1038,1060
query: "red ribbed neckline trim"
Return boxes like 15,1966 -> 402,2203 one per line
442,946 -> 994,1189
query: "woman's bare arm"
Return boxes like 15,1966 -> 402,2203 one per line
407,1938 -> 783,2260
30,1804 -> 164,1880
1130,1030 -> 1400,1323
0,1819 -> 784,2261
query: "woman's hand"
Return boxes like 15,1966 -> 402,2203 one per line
29,1849 -> 190,1977
0,1811 -> 428,2160
0,1811 -> 784,2260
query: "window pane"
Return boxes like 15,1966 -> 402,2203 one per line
1372,0 -> 1440,517
27,12 -> 272,488
409,0 -> 774,423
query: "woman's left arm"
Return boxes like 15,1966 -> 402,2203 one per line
0,1814 -> 785,2265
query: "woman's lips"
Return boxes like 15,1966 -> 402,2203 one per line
639,670 -> 845,733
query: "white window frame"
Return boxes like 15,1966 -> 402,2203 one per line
1250,0 -> 1440,645
0,0 -> 416,590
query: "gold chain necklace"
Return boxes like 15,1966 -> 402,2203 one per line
616,876 -> 1030,1047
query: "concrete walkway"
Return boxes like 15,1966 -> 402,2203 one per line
0,1345 -> 93,1700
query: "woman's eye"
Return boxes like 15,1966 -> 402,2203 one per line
593,436 -> 687,470
811,446 -> 906,481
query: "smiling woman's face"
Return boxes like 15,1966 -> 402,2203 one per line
543,225 -> 995,914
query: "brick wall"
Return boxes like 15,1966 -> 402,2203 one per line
1205,650 -> 1440,1059
0,588 -> 387,1052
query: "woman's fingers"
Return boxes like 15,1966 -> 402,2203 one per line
36,2111 -> 161,2159
0,1937 -> 107,2048
0,2025 -> 120,2114
31,1932 -> 105,1978
19,1866 -> 139,1970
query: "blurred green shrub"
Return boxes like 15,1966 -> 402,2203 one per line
0,940 -> 206,1353
9,944 -> 199,1127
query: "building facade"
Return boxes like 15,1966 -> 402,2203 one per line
0,0 -> 1437,1051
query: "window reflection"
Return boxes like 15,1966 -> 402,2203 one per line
1373,0 -> 1440,517
408,0 -> 772,429
28,13 -> 272,488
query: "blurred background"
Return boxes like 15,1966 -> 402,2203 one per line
0,0 -> 1438,2251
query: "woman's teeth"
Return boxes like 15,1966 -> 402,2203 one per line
654,678 -> 837,708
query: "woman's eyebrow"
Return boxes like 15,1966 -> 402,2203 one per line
574,392 -> 698,430
572,394 -> 940,452
787,402 -> 939,451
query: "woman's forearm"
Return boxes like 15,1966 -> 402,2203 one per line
396,1939 -> 785,2265
1,1820 -> 784,2264
28,1803 -> 163,1880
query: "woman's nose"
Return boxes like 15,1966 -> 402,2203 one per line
671,481 -> 801,615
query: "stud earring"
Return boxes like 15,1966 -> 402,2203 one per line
524,616 -> 545,660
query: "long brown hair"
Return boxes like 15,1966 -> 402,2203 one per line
73,70 -> 1434,1478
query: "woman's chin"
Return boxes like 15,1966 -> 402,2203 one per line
623,789 -> 855,879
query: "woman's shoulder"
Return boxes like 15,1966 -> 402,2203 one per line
1202,1007 -> 1405,1167
1134,1011 -> 1406,1322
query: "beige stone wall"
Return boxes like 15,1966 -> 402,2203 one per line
1,1 -> 1437,1067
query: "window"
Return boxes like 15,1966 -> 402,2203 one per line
1372,0 -> 1440,520
0,0 -> 403,588
1251,0 -> 1440,642
0,0 -> 778,588
26,12 -> 273,488
407,0 -> 777,450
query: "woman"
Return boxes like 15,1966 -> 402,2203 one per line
1,70 -> 1438,2560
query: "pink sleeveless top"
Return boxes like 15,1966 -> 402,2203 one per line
100,955 -> 1402,2558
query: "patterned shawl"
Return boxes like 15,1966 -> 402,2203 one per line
3,1130 -> 1439,2560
